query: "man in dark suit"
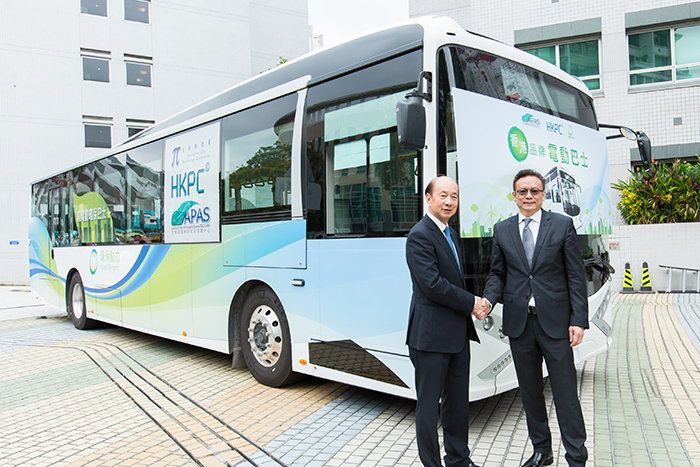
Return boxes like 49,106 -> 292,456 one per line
406,176 -> 481,467
477,169 -> 588,467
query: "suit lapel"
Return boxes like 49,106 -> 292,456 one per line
531,210 -> 552,268
506,215 -> 530,270
425,216 -> 461,274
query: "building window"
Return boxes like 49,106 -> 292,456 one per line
523,38 -> 601,91
81,0 -> 107,16
84,123 -> 112,148
126,119 -> 154,138
629,24 -> 700,85
125,60 -> 152,87
82,56 -> 110,82
124,0 -> 149,23
128,127 -> 144,137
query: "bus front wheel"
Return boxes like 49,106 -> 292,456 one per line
67,274 -> 96,330
240,286 -> 299,387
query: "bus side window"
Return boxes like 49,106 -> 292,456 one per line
304,49 -> 423,238
32,182 -> 50,230
125,141 -> 164,244
221,94 -> 296,219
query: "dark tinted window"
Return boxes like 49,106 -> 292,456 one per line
304,50 -> 423,238
81,0 -> 107,16
126,62 -> 151,87
82,57 -> 110,82
128,127 -> 144,137
221,94 -> 295,219
124,0 -> 149,23
85,124 -> 112,148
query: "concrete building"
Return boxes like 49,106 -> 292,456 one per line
0,0 -> 309,284
409,0 -> 700,223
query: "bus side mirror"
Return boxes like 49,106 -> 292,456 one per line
636,131 -> 652,169
396,96 -> 426,150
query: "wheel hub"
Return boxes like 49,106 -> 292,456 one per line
72,282 -> 85,320
247,305 -> 283,367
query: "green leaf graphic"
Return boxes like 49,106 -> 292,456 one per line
172,201 -> 199,226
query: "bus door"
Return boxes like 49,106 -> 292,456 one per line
29,183 -> 65,309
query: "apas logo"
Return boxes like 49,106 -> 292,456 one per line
521,113 -> 540,127
171,201 -> 211,227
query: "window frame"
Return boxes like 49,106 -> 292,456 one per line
81,0 -> 107,17
303,49 -> 424,238
220,93 -> 298,224
628,22 -> 700,87
125,57 -> 153,87
521,36 -> 602,92
84,121 -> 113,149
124,0 -> 149,23
81,52 -> 111,83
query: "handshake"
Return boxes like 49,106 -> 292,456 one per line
472,297 -> 491,320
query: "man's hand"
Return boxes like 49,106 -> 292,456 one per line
472,297 -> 490,320
569,326 -> 584,347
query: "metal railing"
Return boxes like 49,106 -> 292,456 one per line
659,264 -> 700,293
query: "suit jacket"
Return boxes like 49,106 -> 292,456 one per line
483,210 -> 589,339
405,215 -> 479,353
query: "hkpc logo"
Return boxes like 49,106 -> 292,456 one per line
507,126 -> 529,162
171,146 -> 182,167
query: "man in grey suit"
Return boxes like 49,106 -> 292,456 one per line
476,169 -> 588,467
406,176 -> 481,467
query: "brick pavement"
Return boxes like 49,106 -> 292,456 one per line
0,288 -> 698,466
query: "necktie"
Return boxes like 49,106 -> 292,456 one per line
444,226 -> 461,271
522,218 -> 534,268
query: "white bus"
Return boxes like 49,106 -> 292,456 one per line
30,16 -> 623,400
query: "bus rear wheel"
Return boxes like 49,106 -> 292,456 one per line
240,286 -> 299,387
67,274 -> 96,330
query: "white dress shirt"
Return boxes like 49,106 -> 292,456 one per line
519,209 -> 542,306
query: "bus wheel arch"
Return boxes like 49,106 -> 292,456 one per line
232,282 -> 300,387
66,270 -> 97,330
228,280 -> 264,369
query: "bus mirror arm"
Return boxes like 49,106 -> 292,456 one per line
405,71 -> 432,102
396,72 -> 432,150
599,123 -> 653,170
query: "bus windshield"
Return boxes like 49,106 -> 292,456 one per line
443,45 -> 597,129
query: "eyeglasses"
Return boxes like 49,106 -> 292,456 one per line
515,188 -> 544,197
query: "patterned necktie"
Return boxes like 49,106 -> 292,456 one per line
522,218 -> 534,268
444,226 -> 461,271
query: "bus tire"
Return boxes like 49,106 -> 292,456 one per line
240,286 -> 299,387
67,274 -> 97,330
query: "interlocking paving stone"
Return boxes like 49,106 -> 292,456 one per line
1,288 -> 699,466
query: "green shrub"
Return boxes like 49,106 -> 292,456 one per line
611,158 -> 700,224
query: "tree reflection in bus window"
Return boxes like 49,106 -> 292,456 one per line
221,94 -> 296,216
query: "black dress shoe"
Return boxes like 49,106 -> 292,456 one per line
467,462 -> 481,467
521,449 -> 554,467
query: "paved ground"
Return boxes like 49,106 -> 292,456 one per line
0,286 -> 698,466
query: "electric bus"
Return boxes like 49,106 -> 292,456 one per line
30,16 -> 621,400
